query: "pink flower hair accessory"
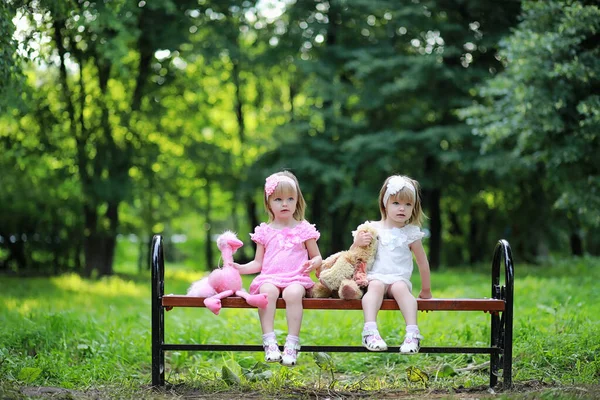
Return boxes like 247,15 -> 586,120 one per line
265,174 -> 296,199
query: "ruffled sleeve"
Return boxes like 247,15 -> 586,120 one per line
404,224 -> 425,244
250,223 -> 269,246
297,221 -> 320,242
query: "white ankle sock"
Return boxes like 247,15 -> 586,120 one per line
286,334 -> 299,345
406,325 -> 419,334
364,322 -> 378,331
262,332 -> 276,343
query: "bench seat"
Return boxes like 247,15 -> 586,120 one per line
162,295 -> 505,312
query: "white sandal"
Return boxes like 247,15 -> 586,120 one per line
263,339 -> 282,362
362,330 -> 388,351
281,342 -> 301,366
400,332 -> 423,354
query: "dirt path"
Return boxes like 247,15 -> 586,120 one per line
14,382 -> 600,399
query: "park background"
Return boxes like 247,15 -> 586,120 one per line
1,0 -> 599,398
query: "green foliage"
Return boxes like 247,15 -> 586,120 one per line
221,365 -> 241,386
238,357 -> 273,382
0,0 -> 299,274
17,367 -> 42,384
247,0 -> 525,262
1,257 -> 599,397
461,0 -> 600,227
0,1 -> 24,113
3,0 -> 600,280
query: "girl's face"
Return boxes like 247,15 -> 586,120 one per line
268,187 -> 298,221
385,192 -> 414,227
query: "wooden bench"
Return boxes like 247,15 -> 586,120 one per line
151,236 -> 514,389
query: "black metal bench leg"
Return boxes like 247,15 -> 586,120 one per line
491,239 -> 515,389
490,312 -> 500,388
490,239 -> 515,389
502,240 -> 514,389
503,314 -> 513,388
502,257 -> 514,388
490,242 -> 501,388
151,235 -> 165,387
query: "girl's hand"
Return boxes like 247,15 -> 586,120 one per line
354,231 -> 372,247
418,289 -> 432,299
303,259 -> 316,273
303,258 -> 321,274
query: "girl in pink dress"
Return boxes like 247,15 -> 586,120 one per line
234,171 -> 322,366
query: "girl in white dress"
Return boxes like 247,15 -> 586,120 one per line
353,175 -> 432,354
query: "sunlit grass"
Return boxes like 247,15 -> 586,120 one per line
51,273 -> 146,297
1,256 -> 599,398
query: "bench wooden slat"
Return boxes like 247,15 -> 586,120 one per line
162,295 -> 505,312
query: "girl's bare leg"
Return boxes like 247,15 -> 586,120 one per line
258,283 -> 281,334
388,281 -> 417,325
362,280 -> 386,323
282,284 -> 306,336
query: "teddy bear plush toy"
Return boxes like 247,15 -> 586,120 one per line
311,223 -> 378,300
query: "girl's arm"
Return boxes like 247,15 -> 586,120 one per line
303,239 -> 322,273
233,243 -> 265,274
410,240 -> 432,299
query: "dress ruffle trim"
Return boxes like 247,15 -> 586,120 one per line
250,221 -> 320,246
378,225 -> 424,250
294,221 -> 320,242
249,223 -> 269,245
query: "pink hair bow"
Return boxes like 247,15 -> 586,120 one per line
264,174 -> 296,199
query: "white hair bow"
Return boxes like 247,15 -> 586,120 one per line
383,176 -> 415,207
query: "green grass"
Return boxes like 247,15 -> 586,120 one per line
1,256 -> 599,399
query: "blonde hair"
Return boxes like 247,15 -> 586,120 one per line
378,175 -> 425,226
264,171 -> 306,222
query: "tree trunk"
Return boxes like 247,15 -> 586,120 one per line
468,207 -> 478,265
73,239 -> 82,273
83,235 -> 115,278
205,182 -> 214,269
329,210 -> 345,255
289,81 -> 296,121
83,205 -> 98,278
83,234 -> 105,278
244,194 -> 259,259
570,232 -> 583,256
55,18 -> 91,276
81,203 -> 117,277
137,235 -> 146,274
428,188 -> 441,270
98,235 -> 116,277
4,237 -> 27,271
98,201 -> 119,276
329,198 -> 354,255
231,57 -> 256,248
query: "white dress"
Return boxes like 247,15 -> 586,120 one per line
354,221 -> 425,291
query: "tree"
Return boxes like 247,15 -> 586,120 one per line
0,1 -> 25,113
5,0 -> 199,275
460,0 -> 600,255
251,0 -> 522,266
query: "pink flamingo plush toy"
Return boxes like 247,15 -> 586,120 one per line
186,231 -> 268,315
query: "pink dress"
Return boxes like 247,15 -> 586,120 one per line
248,221 -> 320,294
